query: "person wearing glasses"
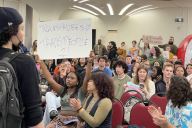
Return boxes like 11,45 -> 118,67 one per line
144,60 -> 152,77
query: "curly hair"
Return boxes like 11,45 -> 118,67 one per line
151,46 -> 161,58
113,60 -> 128,74
0,25 -> 18,47
88,72 -> 115,102
166,75 -> 192,109
175,66 -> 188,77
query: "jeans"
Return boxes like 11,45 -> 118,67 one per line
43,92 -> 61,127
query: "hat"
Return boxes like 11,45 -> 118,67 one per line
0,7 -> 23,33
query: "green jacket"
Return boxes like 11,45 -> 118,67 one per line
147,55 -> 165,69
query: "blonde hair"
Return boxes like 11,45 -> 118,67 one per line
143,43 -> 150,53
132,64 -> 149,91
163,63 -> 174,70
117,55 -> 125,61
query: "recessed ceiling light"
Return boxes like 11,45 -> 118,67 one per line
126,5 -> 152,15
128,7 -> 158,16
79,0 -> 89,3
119,3 -> 134,15
73,5 -> 98,15
107,4 -> 114,15
86,4 -> 106,15
74,0 -> 78,1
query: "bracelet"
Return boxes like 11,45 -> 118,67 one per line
77,107 -> 83,112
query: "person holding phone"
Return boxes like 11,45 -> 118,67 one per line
132,64 -> 155,100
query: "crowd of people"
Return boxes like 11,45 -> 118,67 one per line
0,7 -> 192,128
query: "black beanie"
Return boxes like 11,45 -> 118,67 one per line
0,7 -> 23,33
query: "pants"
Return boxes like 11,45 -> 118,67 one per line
43,92 -> 61,127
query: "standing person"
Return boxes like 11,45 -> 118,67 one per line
186,63 -> 192,76
155,63 -> 174,97
148,76 -> 192,128
126,55 -> 132,73
131,64 -> 155,100
47,59 -> 56,73
127,40 -> 141,63
112,60 -> 131,100
31,42 -> 37,55
108,41 -> 118,60
163,45 -> 174,63
138,38 -> 151,57
93,56 -> 112,77
117,42 -> 126,59
0,7 -> 44,128
172,55 -> 178,64
74,58 -> 86,74
93,39 -> 107,57
158,36 -> 178,55
147,46 -> 165,69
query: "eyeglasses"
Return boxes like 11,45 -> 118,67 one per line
59,66 -> 66,68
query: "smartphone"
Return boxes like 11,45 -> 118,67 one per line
140,84 -> 145,88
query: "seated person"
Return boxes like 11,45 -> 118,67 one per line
155,63 -> 174,97
110,58 -> 118,77
80,60 -> 94,82
47,59 -> 56,73
186,63 -> 192,76
148,76 -> 192,128
36,52 -> 93,127
127,62 -> 140,79
151,66 -> 163,83
153,61 -> 161,67
93,56 -> 112,77
105,59 -> 111,68
112,60 -> 131,100
54,60 -> 75,75
70,51 -> 115,127
174,60 -> 183,74
175,66 -> 187,77
131,64 -> 155,100
74,58 -> 86,74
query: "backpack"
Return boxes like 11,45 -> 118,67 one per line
124,96 -> 144,124
0,52 -> 25,128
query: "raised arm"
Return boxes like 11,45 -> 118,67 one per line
81,50 -> 95,95
35,55 -> 63,94
137,38 -> 143,50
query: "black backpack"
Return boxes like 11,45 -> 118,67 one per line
0,52 -> 25,128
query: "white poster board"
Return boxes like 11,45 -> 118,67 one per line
142,35 -> 163,45
163,51 -> 169,59
185,40 -> 192,66
37,18 -> 92,60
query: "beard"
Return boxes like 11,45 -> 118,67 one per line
12,41 -> 22,52
169,41 -> 173,45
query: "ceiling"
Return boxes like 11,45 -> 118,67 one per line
5,0 -> 192,29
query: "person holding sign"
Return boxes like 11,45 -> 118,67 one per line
138,38 -> 151,57
147,46 -> 165,69
131,64 -> 155,100
127,40 -> 141,63
158,36 -> 178,55
35,51 -> 96,128
163,45 -> 174,63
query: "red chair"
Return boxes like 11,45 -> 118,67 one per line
120,90 -> 143,105
111,98 -> 124,128
149,92 -> 169,115
129,100 -> 159,128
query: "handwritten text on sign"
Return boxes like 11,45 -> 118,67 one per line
142,35 -> 163,45
37,18 -> 92,60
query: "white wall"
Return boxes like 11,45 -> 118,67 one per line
59,9 -> 109,47
117,8 -> 191,51
32,9 -> 39,42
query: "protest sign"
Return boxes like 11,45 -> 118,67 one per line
142,35 -> 163,45
37,18 -> 92,59
163,51 -> 169,59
